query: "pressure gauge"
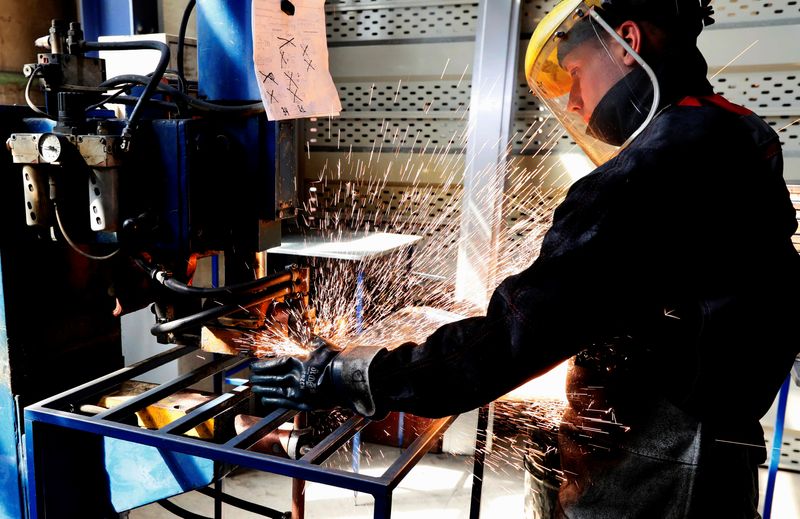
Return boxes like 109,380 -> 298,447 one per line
38,133 -> 63,163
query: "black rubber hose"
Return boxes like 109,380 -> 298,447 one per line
135,258 -> 296,299
101,74 -> 265,116
104,95 -> 179,112
177,0 -> 197,93
81,40 -> 170,150
150,280 -> 295,336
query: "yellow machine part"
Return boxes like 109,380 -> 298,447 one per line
98,381 -> 215,439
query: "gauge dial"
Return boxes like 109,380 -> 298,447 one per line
38,133 -> 63,163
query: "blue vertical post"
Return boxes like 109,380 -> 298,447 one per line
196,0 -> 260,102
763,375 -> 791,519
80,0 -> 158,43
0,258 -> 24,519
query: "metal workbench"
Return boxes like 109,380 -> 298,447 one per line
24,344 -> 456,518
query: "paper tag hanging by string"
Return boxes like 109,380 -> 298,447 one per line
252,0 -> 342,121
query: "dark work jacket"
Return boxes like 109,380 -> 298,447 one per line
368,88 -> 800,516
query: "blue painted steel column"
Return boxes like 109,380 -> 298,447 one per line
81,0 -> 135,42
763,375 -> 791,519
197,0 -> 261,101
80,0 -> 158,42
0,256 -> 23,519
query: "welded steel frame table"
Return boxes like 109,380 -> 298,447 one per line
23,344 -> 456,519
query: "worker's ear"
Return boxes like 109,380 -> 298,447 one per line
616,21 -> 642,67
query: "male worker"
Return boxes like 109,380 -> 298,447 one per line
252,1 -> 800,516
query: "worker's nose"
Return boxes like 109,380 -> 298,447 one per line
567,86 -> 583,117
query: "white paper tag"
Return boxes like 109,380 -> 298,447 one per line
252,0 -> 342,121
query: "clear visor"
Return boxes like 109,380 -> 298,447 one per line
527,7 -> 660,166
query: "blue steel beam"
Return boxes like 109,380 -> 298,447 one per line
80,0 -> 159,42
94,355 -> 249,422
36,344 -> 196,412
0,259 -> 23,519
24,407 -> 386,497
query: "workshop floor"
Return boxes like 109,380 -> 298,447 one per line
129,441 -> 800,519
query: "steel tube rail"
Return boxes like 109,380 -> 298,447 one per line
223,408 -> 299,449
36,344 -> 197,411
24,346 -> 457,519
380,416 -> 456,488
159,385 -> 251,435
96,356 -> 249,422
301,415 -> 368,465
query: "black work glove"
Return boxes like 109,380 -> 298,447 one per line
250,337 -> 342,411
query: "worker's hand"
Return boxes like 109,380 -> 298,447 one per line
250,337 -> 342,411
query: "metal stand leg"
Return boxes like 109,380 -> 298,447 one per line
292,413 -> 307,519
469,405 -> 489,519
213,358 -> 224,519
214,478 -> 223,519
373,493 -> 392,519
24,419 -> 42,519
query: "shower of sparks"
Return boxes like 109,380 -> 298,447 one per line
440,58 -> 451,79
233,66 -> 623,483
778,117 -> 800,133
457,64 -> 469,89
710,39 -> 759,80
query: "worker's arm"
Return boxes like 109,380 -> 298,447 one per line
251,166 -> 645,417
335,172 -> 645,416
360,236 -> 628,418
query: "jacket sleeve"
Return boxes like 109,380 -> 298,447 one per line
363,168 -> 643,418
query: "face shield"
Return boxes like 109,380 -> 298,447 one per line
525,0 -> 661,166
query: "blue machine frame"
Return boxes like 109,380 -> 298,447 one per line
24,345 -> 455,518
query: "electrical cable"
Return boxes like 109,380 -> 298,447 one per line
163,68 -> 187,94
109,95 -> 180,112
177,0 -> 197,93
24,66 -> 56,120
81,40 -> 171,151
84,87 -> 128,112
135,258 -> 296,299
101,75 -> 265,116
150,280 -> 295,336
54,203 -> 120,261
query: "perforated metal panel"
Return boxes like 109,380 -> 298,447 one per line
712,0 -> 800,24
335,80 -> 472,113
766,117 -> 800,154
520,0 -> 559,34
326,1 -> 479,43
711,72 -> 800,115
306,117 -> 468,150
